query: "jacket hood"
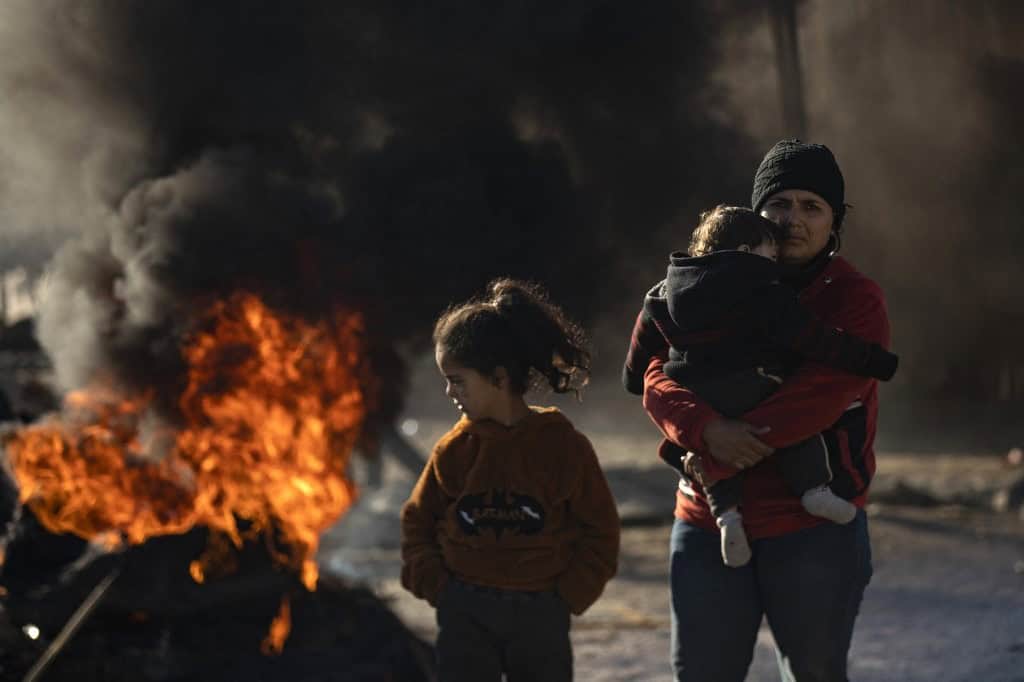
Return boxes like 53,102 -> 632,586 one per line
663,250 -> 781,331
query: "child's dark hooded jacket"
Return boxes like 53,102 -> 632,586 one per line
623,251 -> 896,396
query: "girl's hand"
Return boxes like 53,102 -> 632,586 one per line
702,418 -> 774,470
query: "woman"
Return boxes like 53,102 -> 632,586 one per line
643,139 -> 890,681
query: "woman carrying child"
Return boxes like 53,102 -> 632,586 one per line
643,140 -> 891,681
624,204 -> 896,568
401,278 -> 620,682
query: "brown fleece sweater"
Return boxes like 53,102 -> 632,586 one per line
400,407 -> 620,616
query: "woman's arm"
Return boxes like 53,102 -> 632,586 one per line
399,453 -> 451,606
623,308 -> 669,395
741,279 -> 892,448
641,274 -> 890,471
643,357 -> 772,476
749,283 -> 897,381
641,355 -> 718,452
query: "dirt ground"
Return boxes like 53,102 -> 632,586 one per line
322,419 -> 1024,682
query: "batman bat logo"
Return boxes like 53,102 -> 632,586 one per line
455,489 -> 546,538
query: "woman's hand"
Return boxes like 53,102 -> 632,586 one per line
702,418 -> 774,469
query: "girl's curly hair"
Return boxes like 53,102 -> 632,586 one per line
433,278 -> 590,396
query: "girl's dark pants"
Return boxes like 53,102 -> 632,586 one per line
669,510 -> 872,682
436,578 -> 572,682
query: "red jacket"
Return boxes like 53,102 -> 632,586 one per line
642,256 -> 891,539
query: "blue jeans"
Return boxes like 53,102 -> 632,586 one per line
669,511 -> 872,681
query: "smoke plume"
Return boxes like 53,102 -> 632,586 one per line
0,0 -> 757,412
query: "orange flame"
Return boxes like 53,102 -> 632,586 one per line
6,292 -> 371,600
260,595 -> 292,656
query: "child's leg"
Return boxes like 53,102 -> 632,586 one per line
669,364 -> 782,417
503,592 -> 572,682
436,581 -> 504,682
777,436 -> 857,524
664,365 -> 779,567
707,477 -> 752,568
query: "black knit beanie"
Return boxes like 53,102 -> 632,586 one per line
750,140 -> 845,221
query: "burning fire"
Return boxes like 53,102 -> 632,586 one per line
261,595 -> 292,656
4,292 -> 374,650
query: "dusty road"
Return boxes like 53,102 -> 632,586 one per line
322,407 -> 1024,682
568,506 -> 1024,682
325,505 -> 1024,681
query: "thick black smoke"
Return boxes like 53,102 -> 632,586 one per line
790,1 -> 1024,410
6,0 -> 756,411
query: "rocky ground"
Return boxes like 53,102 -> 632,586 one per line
320,415 -> 1024,682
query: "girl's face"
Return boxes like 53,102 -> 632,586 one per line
435,347 -> 507,422
759,189 -> 834,265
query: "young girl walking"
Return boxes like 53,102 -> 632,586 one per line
401,278 -> 620,682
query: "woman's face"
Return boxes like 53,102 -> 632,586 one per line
759,189 -> 834,265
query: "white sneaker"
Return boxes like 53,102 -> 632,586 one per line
716,510 -> 752,567
801,486 -> 857,524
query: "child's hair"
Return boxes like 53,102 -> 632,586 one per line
687,204 -> 785,257
433,278 -> 590,395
